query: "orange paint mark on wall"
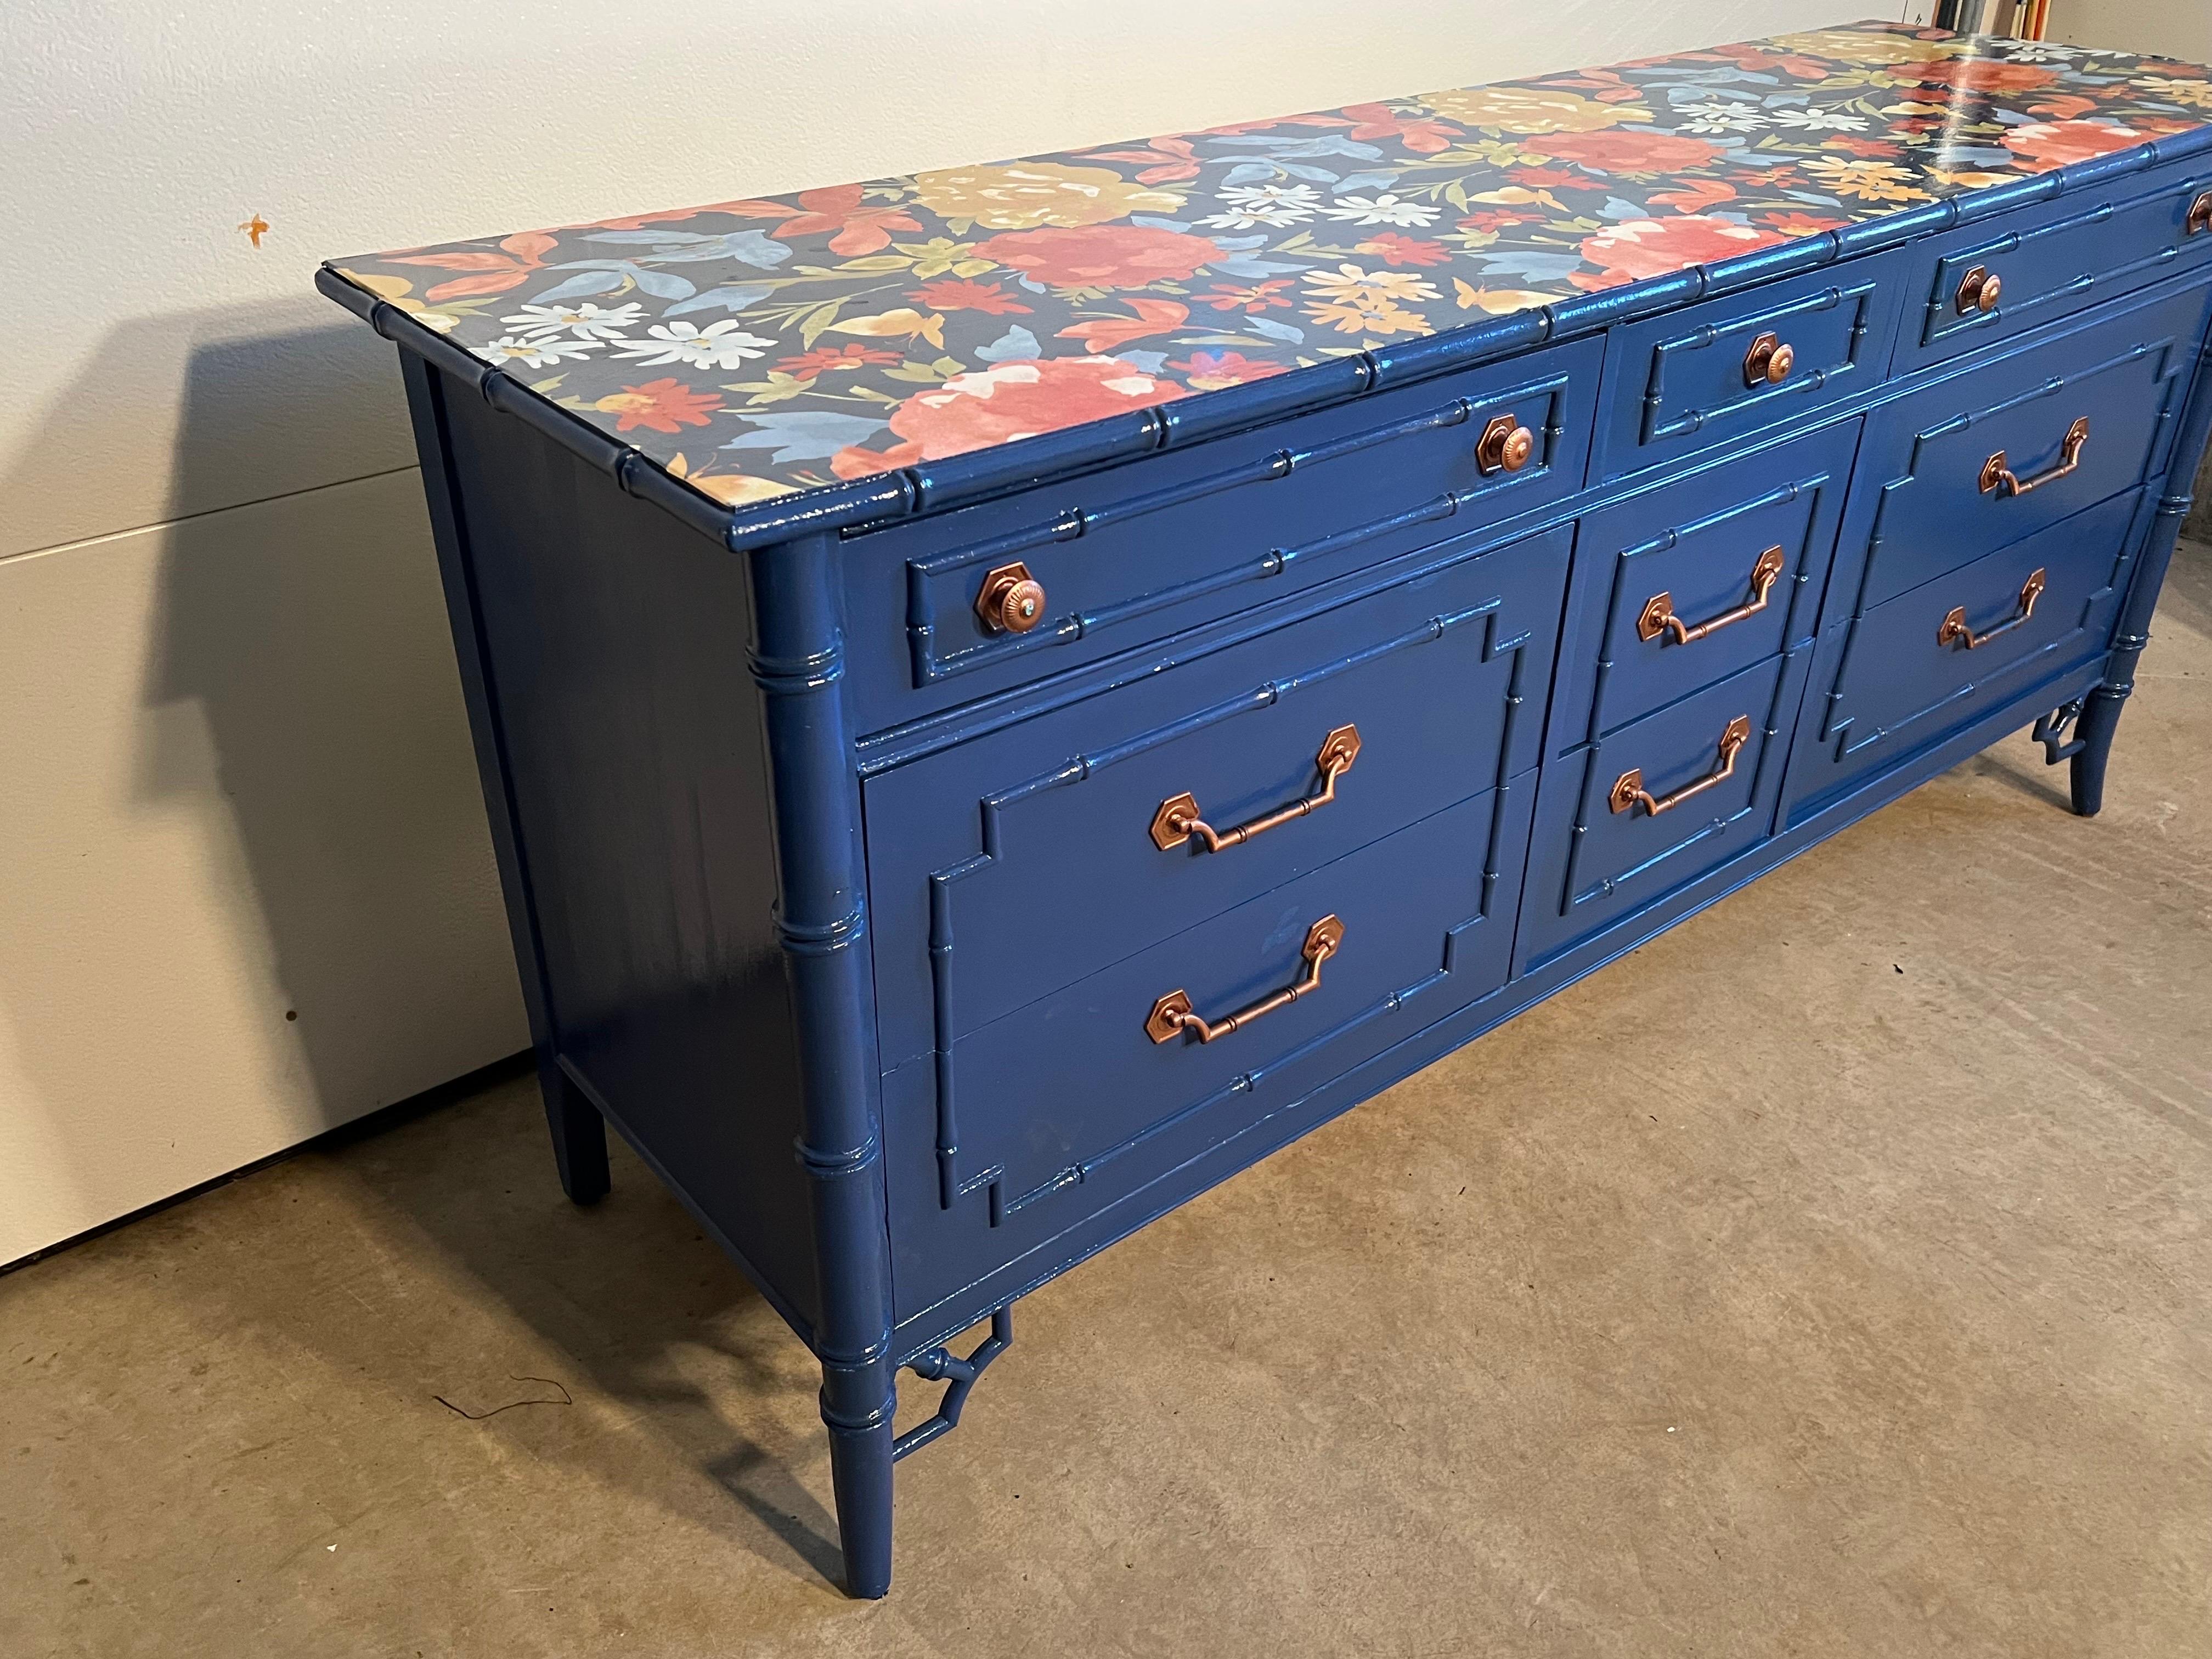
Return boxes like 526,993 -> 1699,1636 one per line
238,214 -> 270,249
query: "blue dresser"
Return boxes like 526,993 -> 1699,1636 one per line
323,22 -> 2212,1596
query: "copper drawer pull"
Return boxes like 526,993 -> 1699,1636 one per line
1638,545 -> 1786,647
1609,714 -> 1753,819
1147,915 -> 1344,1044
1743,331 -> 1795,387
1981,416 -> 2089,498
1938,567 -> 2046,651
1151,724 -> 1361,852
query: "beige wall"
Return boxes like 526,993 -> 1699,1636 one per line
0,0 -> 1861,1265
2046,0 -> 2212,62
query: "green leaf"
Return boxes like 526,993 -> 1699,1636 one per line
836,253 -> 915,273
798,300 -> 847,347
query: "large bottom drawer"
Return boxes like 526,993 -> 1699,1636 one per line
1781,489 -> 2140,826
883,777 -> 1536,1324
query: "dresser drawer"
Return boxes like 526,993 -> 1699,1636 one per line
839,337 -> 1600,732
1593,251 -> 1904,481
1782,490 -> 2140,825
864,521 -> 1571,1071
1900,158 -> 2212,369
883,777 -> 1537,1318
1832,277 -> 2208,624
1549,421 -> 1858,757
1517,651 -> 1805,973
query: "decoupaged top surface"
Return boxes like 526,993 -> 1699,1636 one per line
331,20 -> 2212,511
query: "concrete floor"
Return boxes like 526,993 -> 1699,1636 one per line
8,546 -> 2211,1659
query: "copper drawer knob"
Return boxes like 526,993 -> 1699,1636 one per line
2189,192 -> 2212,235
1476,413 -> 1536,475
1147,916 -> 1344,1045
1743,332 -> 1795,387
974,561 -> 1046,634
1956,265 -> 2002,315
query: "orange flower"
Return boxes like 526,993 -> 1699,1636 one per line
766,184 -> 923,256
1339,102 -> 1462,155
1053,298 -> 1190,353
1894,57 -> 2058,97
592,379 -> 721,434
1167,351 -> 1289,391
1758,211 -> 1848,235
387,230 -> 555,302
831,357 -> 1187,476
1649,177 -> 1738,213
774,344 -> 901,376
978,224 -> 1222,289
1203,279 -> 1295,313
1356,232 -> 1453,267
906,278 -> 1032,314
1076,137 -> 1203,184
1527,129 -> 1722,173
2002,119 -> 2149,173
1578,215 -> 1789,286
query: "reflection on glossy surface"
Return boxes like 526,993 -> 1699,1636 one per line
330,21 -> 2212,503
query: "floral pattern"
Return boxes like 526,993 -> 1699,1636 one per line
331,21 -> 2212,509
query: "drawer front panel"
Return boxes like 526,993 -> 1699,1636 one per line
1835,278 -> 2207,623
1517,652 -> 1806,972
1902,160 -> 2212,368
883,779 -> 1536,1321
864,523 -> 1571,1070
841,337 -> 1601,732
1551,421 -> 1859,755
1782,490 -> 2140,824
1595,251 -> 1903,481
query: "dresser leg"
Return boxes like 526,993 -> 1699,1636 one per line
2067,685 -> 2127,818
823,1378 -> 896,1598
542,1060 -> 611,1205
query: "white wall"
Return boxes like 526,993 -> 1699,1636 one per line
0,0 -> 1863,1264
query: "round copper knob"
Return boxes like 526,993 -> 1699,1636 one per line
2188,191 -> 2212,236
1956,266 -> 2002,314
1476,414 -> 1535,475
1743,331 -> 1793,387
975,561 -> 1046,634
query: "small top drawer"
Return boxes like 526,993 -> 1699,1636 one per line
1593,250 -> 1905,482
1900,158 -> 2212,369
839,336 -> 1600,735
862,520 -> 1571,1071
1832,275 -> 2210,625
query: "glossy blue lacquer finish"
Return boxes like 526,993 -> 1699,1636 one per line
357,69 -> 2212,1599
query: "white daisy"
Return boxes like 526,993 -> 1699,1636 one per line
1321,192 -> 1439,228
1200,182 -> 1321,229
1678,100 -> 1769,134
1770,108 -> 1869,132
503,300 -> 646,340
613,320 -> 776,370
471,334 -> 602,369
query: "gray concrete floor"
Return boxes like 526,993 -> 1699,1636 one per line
8,546 -> 2212,1659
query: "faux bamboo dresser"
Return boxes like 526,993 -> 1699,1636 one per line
323,21 -> 2212,1596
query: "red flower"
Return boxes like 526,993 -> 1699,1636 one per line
2027,94 -> 2099,122
1509,166 -> 1587,190
387,230 -> 555,302
1649,177 -> 1738,213
1356,232 -> 1453,267
831,357 -> 1188,477
1896,57 -> 2059,96
2002,119 -> 2149,173
774,344 -> 902,377
1758,211 -> 1848,235
1526,129 -> 1722,173
1203,279 -> 1295,313
1578,215 -> 1790,286
1077,137 -> 1203,184
1824,137 -> 1903,159
1167,351 -> 1289,391
1339,101 -> 1462,155
1053,297 -> 1190,353
763,184 -> 922,257
977,224 -> 1223,289
1458,210 -> 1544,232
592,379 -> 721,435
906,278 -> 1032,314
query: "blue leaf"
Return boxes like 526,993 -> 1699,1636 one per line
525,270 -> 629,305
1276,163 -> 1342,184
1114,350 -> 1170,374
1206,252 -> 1301,279
1129,214 -> 1197,232
1205,233 -> 1271,251
1218,161 -> 1282,189
584,229 -> 712,244
665,282 -> 776,315
721,410 -> 892,464
977,325 -> 1042,362
1477,251 -> 1588,281
1245,316 -> 1306,345
1332,171 -> 1402,194
1599,197 -> 1650,220
625,266 -> 698,301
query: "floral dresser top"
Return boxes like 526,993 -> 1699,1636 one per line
331,20 -> 2212,511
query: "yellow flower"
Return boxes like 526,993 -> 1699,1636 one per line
1453,281 -> 1565,314
1305,298 -> 1431,336
337,268 -> 459,332
894,237 -> 995,278
668,454 -> 797,505
2136,75 -> 2212,109
1421,84 -> 1651,134
1926,167 -> 2021,190
827,308 -> 947,348
1769,28 -> 1967,66
1802,156 -> 1931,203
910,162 -> 1186,229
1302,263 -> 1440,307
